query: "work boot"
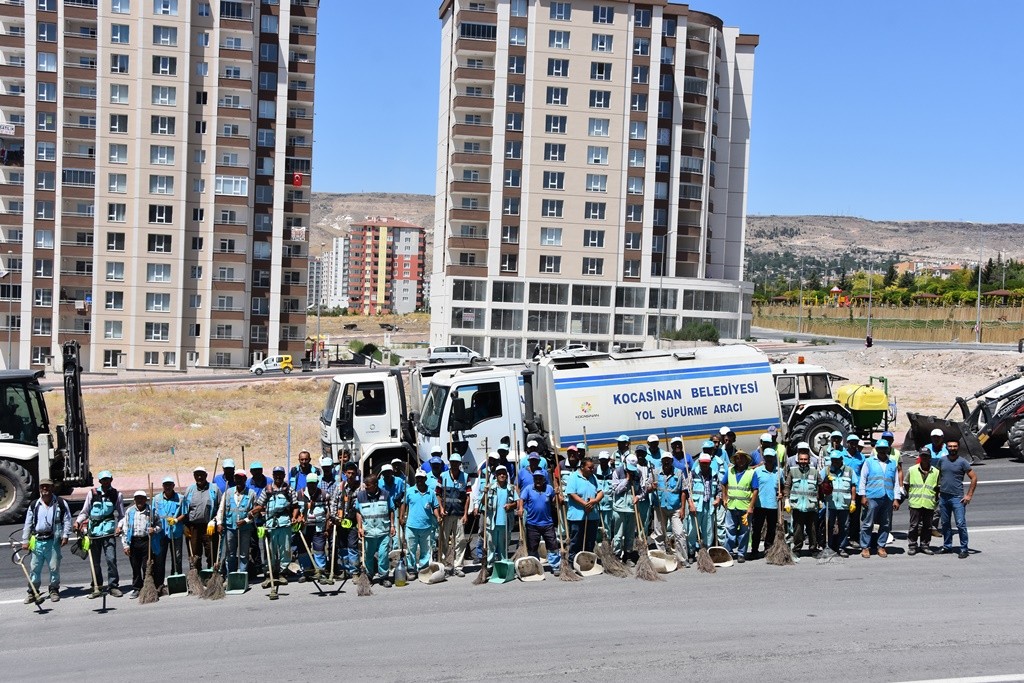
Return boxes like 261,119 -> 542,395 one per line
49,588 -> 60,602
261,579 -> 272,589
381,578 -> 393,588
877,548 -> 888,558
24,594 -> 37,605
276,576 -> 288,586
958,551 -> 969,559
87,589 -> 103,599
128,590 -> 140,600
860,549 -> 870,559
838,550 -> 849,558
108,587 -> 123,597
736,553 -> 745,564
908,546 -> 918,556
158,585 -> 168,596
920,546 -> 934,555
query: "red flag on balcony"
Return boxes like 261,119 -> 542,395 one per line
292,172 -> 303,187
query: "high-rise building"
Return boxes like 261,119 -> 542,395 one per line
346,218 -> 426,315
326,235 -> 349,310
432,0 -> 757,358
0,0 -> 318,371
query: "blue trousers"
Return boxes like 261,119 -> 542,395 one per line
405,526 -> 433,571
28,537 -> 61,590
89,536 -> 119,589
486,524 -> 509,568
860,497 -> 893,549
363,534 -> 391,579
725,508 -> 750,555
820,507 -> 850,551
224,526 -> 252,574
939,494 -> 969,553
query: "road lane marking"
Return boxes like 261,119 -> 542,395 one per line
895,675 -> 1024,683
969,525 -> 1024,534
978,479 -> 1024,485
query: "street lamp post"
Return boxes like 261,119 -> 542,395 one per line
866,265 -> 874,346
5,249 -> 11,368
316,242 -> 325,368
975,226 -> 983,343
797,257 -> 805,335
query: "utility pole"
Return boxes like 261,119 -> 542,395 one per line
975,226 -> 983,343
866,265 -> 874,347
316,242 -> 325,367
797,257 -> 805,335
3,250 -> 11,368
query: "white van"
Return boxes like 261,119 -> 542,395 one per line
427,345 -> 482,364
249,354 -> 294,375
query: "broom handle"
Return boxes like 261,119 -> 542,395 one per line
329,524 -> 336,578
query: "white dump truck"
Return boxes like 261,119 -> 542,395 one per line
320,345 -> 786,474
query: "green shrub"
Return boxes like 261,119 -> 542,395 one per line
664,322 -> 720,343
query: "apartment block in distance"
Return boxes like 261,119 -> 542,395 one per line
346,217 -> 426,315
432,0 -> 757,358
0,0 -> 318,371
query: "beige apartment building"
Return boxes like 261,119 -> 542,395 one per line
0,0 -> 317,371
432,0 -> 757,358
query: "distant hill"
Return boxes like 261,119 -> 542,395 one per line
310,193 -> 1024,270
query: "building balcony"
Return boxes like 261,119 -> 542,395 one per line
287,86 -> 314,103
63,1 -> 98,20
219,75 -> 252,90
0,33 -> 24,50
217,133 -> 250,148
448,180 -> 490,193
454,66 -> 494,82
217,104 -> 251,119
447,235 -> 489,249
286,114 -> 313,130
682,117 -> 706,133
455,37 -> 496,54
451,122 -> 492,137
289,0 -> 318,17
446,264 -> 487,277
452,94 -> 493,109
683,92 -> 707,106
60,240 -> 94,256
0,2 -> 26,19
63,123 -> 95,140
450,151 -> 490,165
287,59 -> 315,75
289,31 -> 316,47
219,46 -> 252,60
449,207 -> 489,221
60,212 -> 94,228
686,37 -> 710,52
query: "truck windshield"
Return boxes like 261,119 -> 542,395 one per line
0,382 -> 48,446
419,383 -> 450,437
322,380 -> 341,425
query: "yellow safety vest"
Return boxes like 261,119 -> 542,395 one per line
907,465 -> 938,510
726,468 -> 755,511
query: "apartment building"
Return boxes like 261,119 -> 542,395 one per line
0,0 -> 318,371
325,234 -> 348,310
432,0 -> 757,358
345,217 -> 426,315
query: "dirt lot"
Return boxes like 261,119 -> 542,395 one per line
52,343 -> 1023,477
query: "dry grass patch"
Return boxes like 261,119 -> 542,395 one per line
46,378 -> 330,477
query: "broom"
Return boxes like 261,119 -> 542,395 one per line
354,533 -> 373,597
201,532 -> 226,600
596,512 -> 629,578
765,493 -> 795,566
185,530 -> 204,595
691,510 -> 716,574
138,481 -> 160,604
511,515 -> 528,561
556,503 -> 581,582
472,485 -> 490,585
632,498 -> 662,582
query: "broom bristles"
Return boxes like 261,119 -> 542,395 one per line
186,556 -> 204,595
472,565 -> 488,585
557,549 -> 582,581
201,573 -> 225,600
596,540 -> 630,578
634,550 -> 664,582
695,547 -> 717,574
354,572 -> 373,597
765,516 -> 795,566
138,559 -> 160,604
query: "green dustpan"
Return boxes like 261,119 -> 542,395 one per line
200,569 -> 214,583
226,571 -> 247,594
166,539 -> 187,597
489,559 -> 516,583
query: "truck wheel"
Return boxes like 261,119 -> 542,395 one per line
789,410 -> 855,454
1008,420 -> 1024,460
0,460 -> 33,525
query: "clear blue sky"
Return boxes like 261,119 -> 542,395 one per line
313,1 -> 1023,223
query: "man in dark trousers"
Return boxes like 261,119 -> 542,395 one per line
119,491 -> 160,600
518,470 -> 559,574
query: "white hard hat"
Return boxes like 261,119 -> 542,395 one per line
760,433 -> 773,443
222,459 -> 235,468
487,451 -> 500,460
796,441 -> 811,451
133,490 -> 148,499
719,426 -> 731,435
930,429 -> 944,437
379,464 -> 393,473
647,434 -> 659,443
598,451 -> 610,460
527,440 -> 539,449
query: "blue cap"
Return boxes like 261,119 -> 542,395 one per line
829,449 -> 845,459
763,448 -> 777,459
830,431 -> 844,438
702,440 -> 716,450
222,459 -> 235,468
272,466 -> 286,474
250,461 -> 263,470
617,434 -> 629,442
881,431 -> 894,439
97,470 -> 113,480
635,444 -> 648,453
429,456 -> 444,465
626,463 -> 639,473
575,442 -> 586,451
875,438 -> 890,448
847,434 -> 860,442
528,452 -> 541,460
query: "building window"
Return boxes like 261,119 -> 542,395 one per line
148,205 -> 173,224
110,24 -> 130,44
587,146 -> 608,165
547,59 -> 568,78
104,321 -> 123,340
510,0 -> 527,16
550,2 -> 570,20
593,5 -> 615,24
108,204 -> 126,222
590,62 -> 612,81
507,83 -> 524,102
109,115 -> 129,134
500,254 -> 518,272
591,34 -> 613,53
623,260 -> 641,278
542,171 -> 564,190
145,293 -> 172,312
588,118 -> 609,137
505,141 -> 522,159
624,233 -> 642,250
112,0 -> 130,12
661,46 -> 675,65
503,170 -> 521,188
144,322 -> 170,341
635,8 -> 652,27
543,143 -> 566,162
149,175 -> 174,195
628,149 -> 646,167
629,121 -> 647,140
508,56 -> 525,74
631,93 -> 648,112
509,27 -> 526,46
108,174 -> 127,193
540,227 -> 562,246
585,174 -> 607,193
539,256 -> 561,274
589,90 -> 611,108
152,56 -> 177,76
146,264 -> 171,282
633,65 -> 649,85
154,0 -> 178,15
106,262 -> 124,281
147,234 -> 172,253
626,205 -> 644,223
502,198 -> 520,216
545,87 -> 568,106
501,225 -> 519,244
544,116 -> 567,134
506,112 -> 523,131
634,38 -> 650,56
548,30 -> 570,49
150,145 -> 175,165
151,116 -> 175,135
111,54 -> 129,74
108,144 -> 128,164
540,200 -> 563,218
584,202 -> 606,220
583,230 -> 605,248
153,26 -> 177,46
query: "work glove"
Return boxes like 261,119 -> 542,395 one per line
741,513 -> 749,526
257,526 -> 266,539
784,504 -> 791,513
849,502 -> 856,513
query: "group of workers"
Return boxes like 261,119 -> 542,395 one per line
18,425 -> 978,604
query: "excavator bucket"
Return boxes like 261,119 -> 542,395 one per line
903,412 -> 987,462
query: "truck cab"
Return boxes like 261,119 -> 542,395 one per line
416,366 -> 522,473
771,363 -> 854,452
319,368 -> 414,473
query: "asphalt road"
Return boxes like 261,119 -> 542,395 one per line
751,326 -> 1024,354
0,526 -> 1022,682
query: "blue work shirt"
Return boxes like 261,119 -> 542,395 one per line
565,471 -> 600,521
844,450 -> 866,482
753,465 -> 781,509
485,483 -> 517,528
246,475 -> 270,498
656,468 -> 686,511
518,466 -> 549,491
520,484 -> 555,527
381,475 -> 407,511
749,448 -> 770,467
672,453 -> 693,472
404,485 -> 439,530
